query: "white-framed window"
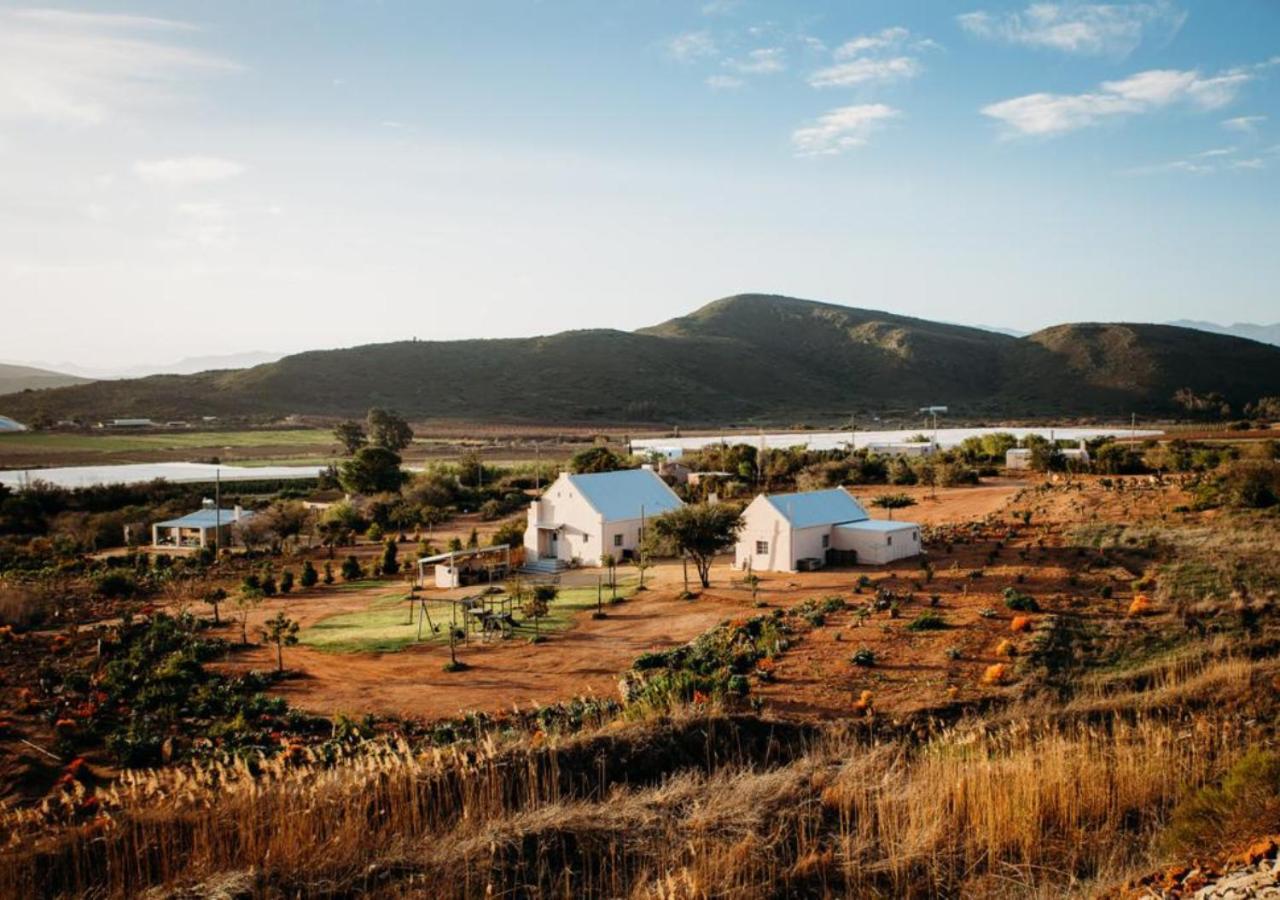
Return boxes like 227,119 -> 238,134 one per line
755,540 -> 768,555
613,533 -> 623,547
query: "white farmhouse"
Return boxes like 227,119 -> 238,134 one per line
734,488 -> 921,573
524,468 -> 684,568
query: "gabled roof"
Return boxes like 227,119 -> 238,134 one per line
762,488 -> 869,528
565,468 -> 684,522
154,509 -> 252,529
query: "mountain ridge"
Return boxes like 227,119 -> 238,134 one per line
3,294 -> 1279,425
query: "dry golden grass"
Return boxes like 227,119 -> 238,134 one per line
3,638 -> 1272,899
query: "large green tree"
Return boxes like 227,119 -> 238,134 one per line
339,446 -> 406,495
367,408 -> 414,452
333,420 -> 367,455
652,502 -> 743,589
569,445 -> 626,474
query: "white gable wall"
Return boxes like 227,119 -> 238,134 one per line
833,523 -> 921,565
735,495 -> 792,573
524,473 -> 605,565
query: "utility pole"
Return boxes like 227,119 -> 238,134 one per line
214,467 -> 221,554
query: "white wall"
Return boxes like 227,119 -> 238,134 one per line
834,524 -> 921,565
523,473 -> 604,565
735,495 -> 791,573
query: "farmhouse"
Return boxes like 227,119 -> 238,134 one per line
524,468 -> 683,568
151,499 -> 252,549
735,488 -> 921,573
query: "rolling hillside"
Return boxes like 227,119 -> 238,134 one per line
3,295 -> 1279,424
0,363 -> 92,398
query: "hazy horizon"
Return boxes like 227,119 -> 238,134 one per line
4,1 -> 1278,369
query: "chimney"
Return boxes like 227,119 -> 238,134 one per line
233,505 -> 243,521
201,497 -> 215,510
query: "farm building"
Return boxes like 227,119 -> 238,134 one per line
151,500 -> 252,549
524,468 -> 683,568
734,488 -> 921,573
865,441 -> 936,458
1006,440 -> 1090,471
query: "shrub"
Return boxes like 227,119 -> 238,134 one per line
380,540 -> 398,576
906,612 -> 948,631
322,562 -> 335,585
1003,588 -> 1040,612
279,570 -> 294,594
340,555 -> 363,581
299,561 -> 318,588
1164,749 -> 1280,856
851,648 -> 877,667
726,674 -> 749,696
95,571 -> 139,599
261,574 -> 278,597
366,523 -> 385,542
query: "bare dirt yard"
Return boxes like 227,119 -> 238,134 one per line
218,480 -> 1029,721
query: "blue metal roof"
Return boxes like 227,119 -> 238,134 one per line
567,469 -> 683,522
764,489 -> 869,528
154,509 -> 253,529
835,519 -> 916,533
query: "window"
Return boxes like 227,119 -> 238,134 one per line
821,534 -> 830,549
887,535 -> 893,546
613,533 -> 623,547
755,540 -> 769,555
913,531 -> 919,542
583,534 -> 590,542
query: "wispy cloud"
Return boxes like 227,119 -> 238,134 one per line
705,74 -> 744,90
0,7 -> 238,125
792,103 -> 898,156
1222,114 -> 1267,133
809,26 -> 932,88
958,1 -> 1185,57
982,66 -> 1256,136
725,47 -> 785,74
133,156 -> 245,186
700,0 -> 739,16
1126,145 -> 1267,175
665,31 -> 717,62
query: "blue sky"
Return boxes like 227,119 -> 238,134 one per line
1,1 -> 1277,371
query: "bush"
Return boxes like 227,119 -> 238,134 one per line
261,574 -> 278,597
322,562 -> 335,585
380,540 -> 398,576
906,612 -> 948,631
852,648 -> 877,667
299,561 -> 318,588
366,523 -> 385,542
1164,749 -> 1280,856
340,555 -> 364,581
1003,587 -> 1040,612
95,571 -> 139,599
279,570 -> 294,594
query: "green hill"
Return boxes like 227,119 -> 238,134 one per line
0,363 -> 92,398
3,295 -> 1279,424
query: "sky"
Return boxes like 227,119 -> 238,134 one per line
1,0 -> 1278,373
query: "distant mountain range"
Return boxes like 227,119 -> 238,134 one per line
0,363 -> 92,397
1166,320 -> 1280,347
7,351 -> 287,381
3,295 -> 1279,425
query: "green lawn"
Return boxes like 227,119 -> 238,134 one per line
298,575 -> 640,654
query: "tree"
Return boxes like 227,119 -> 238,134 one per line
380,539 -> 399,575
260,610 -> 300,672
467,527 -> 479,549
279,569 -> 294,594
203,587 -> 227,625
870,494 -> 917,520
341,554 -> 364,581
234,586 -> 263,645
652,503 -> 744,589
366,408 -> 414,452
257,501 -> 314,552
300,560 -> 319,588
234,515 -> 273,553
333,421 -> 367,455
339,446 -> 405,495
323,562 -> 335,585
600,552 -> 617,590
569,445 -> 626,474
523,584 -> 558,640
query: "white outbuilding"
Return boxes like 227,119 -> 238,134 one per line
734,488 -> 922,573
524,468 -> 684,568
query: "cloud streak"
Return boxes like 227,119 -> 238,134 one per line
958,2 -> 1185,57
809,26 -> 932,88
792,103 -> 898,156
134,157 -> 245,186
982,66 -> 1256,136
0,7 -> 238,125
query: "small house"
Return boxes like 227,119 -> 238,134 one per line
1006,440 -> 1090,471
524,468 -> 684,567
152,500 -> 251,549
734,488 -> 921,573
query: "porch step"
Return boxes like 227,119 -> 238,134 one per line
519,559 -> 568,575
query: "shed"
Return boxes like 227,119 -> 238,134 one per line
151,501 -> 251,549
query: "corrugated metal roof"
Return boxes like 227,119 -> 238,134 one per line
835,519 -> 916,533
154,509 -> 253,529
764,489 -> 869,528
566,469 -> 683,522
